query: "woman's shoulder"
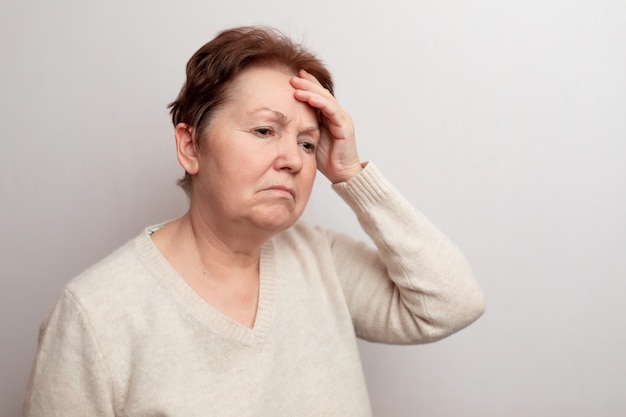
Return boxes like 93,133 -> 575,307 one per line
64,226 -> 162,306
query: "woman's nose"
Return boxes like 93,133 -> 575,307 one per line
274,138 -> 304,173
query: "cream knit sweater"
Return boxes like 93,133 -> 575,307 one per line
24,163 -> 485,416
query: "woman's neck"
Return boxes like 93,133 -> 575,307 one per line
151,213 -> 262,328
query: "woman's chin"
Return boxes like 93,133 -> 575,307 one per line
250,208 -> 301,234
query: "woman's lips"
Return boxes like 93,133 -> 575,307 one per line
264,185 -> 296,199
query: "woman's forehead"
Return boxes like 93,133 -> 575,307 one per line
223,68 -> 318,122
229,66 -> 294,97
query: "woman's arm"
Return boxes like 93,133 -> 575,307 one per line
23,289 -> 116,417
292,70 -> 484,344
330,162 -> 485,344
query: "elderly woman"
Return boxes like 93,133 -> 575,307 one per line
24,26 -> 485,416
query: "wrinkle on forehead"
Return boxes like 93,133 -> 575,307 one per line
247,107 -> 320,134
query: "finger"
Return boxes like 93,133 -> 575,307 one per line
298,69 -> 325,88
291,79 -> 341,120
293,90 -> 348,134
293,89 -> 336,115
290,72 -> 333,98
291,73 -> 354,140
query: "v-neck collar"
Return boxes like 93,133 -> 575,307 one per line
135,225 -> 276,348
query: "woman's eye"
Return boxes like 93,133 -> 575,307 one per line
300,141 -> 316,153
254,127 -> 273,137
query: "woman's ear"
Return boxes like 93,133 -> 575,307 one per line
175,123 -> 199,175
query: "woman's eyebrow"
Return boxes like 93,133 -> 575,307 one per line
300,126 -> 321,136
248,107 -> 320,133
248,107 -> 288,122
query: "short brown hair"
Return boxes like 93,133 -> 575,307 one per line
168,26 -> 334,195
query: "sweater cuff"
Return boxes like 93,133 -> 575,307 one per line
331,162 -> 395,212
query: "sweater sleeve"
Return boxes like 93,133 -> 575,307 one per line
330,162 -> 485,344
23,289 -> 116,417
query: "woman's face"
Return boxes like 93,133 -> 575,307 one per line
191,66 -> 320,234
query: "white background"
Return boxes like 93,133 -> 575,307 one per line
2,0 -> 625,416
